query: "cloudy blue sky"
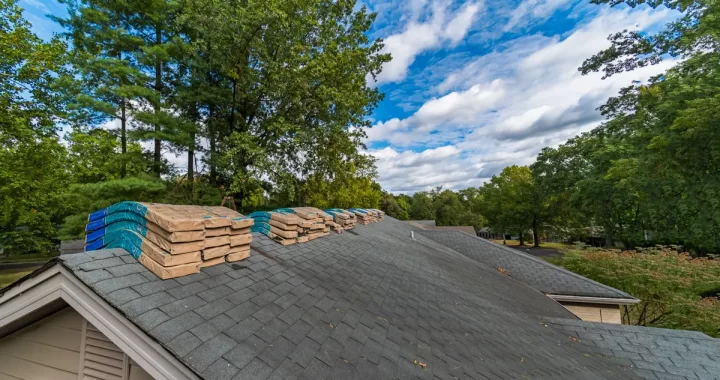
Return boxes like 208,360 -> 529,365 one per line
20,0 -> 679,193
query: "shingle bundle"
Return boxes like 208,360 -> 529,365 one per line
278,208 -> 331,239
84,202 -> 253,279
348,208 -> 379,224
294,207 -> 344,233
325,209 -> 357,230
248,211 -> 303,245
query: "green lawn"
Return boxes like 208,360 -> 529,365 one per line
490,239 -> 570,250
0,268 -> 37,288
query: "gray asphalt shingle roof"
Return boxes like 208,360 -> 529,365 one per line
546,318 -> 720,380
416,230 -> 636,300
54,217 -> 663,379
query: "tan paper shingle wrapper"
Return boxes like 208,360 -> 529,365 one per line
205,235 -> 230,248
145,229 -> 205,254
230,227 -> 251,235
199,256 -> 225,268
226,247 -> 250,262
202,245 -> 231,260
135,233 -> 201,266
139,254 -> 200,280
137,203 -> 228,231
203,206 -> 254,229
205,227 -> 231,237
146,220 -> 205,242
230,234 -> 252,247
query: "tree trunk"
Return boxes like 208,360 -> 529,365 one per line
208,106 -> 217,185
153,25 -> 162,177
120,96 -> 127,178
532,216 -> 540,248
229,78 -> 236,131
118,50 -> 127,179
187,134 -> 194,189
518,231 -> 524,246
187,114 -> 196,193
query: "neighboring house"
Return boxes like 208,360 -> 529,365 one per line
0,218 -> 717,380
415,230 -> 640,324
59,239 -> 85,255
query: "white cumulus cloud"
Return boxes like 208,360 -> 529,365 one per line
368,6 -> 680,193
373,1 -> 482,84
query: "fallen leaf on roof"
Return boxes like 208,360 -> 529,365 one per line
419,361 -> 427,368
497,267 -> 507,275
569,336 -> 578,342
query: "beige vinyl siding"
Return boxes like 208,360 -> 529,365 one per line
0,308 -> 82,380
560,302 -> 622,324
128,359 -> 154,380
0,308 -> 155,380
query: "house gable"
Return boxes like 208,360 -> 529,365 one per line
0,263 -> 197,380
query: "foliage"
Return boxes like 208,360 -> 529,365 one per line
58,176 -> 169,239
379,188 -> 486,230
582,0 -> 719,78
0,0 -> 72,255
408,192 -> 435,220
477,166 -> 532,239
548,247 -> 720,337
380,193 -> 408,220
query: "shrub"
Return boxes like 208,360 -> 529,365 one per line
548,247 -> 720,337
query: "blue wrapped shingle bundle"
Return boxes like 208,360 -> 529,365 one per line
84,202 -> 255,279
325,209 -> 357,230
248,211 -> 299,245
348,208 -> 379,224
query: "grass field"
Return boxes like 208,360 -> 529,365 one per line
0,268 -> 36,288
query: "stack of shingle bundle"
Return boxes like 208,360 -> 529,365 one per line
84,202 -> 253,279
277,208 -> 328,240
304,207 -> 344,233
370,209 -> 386,220
248,211 -> 301,245
202,206 -> 254,263
300,207 -> 344,233
325,209 -> 357,230
348,208 -> 378,224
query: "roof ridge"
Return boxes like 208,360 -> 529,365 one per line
453,230 -> 636,300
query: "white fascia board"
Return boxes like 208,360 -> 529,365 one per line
547,294 -> 640,305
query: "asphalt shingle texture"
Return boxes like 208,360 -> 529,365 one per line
416,230 -> 635,300
546,318 -> 720,380
61,217 -> 647,380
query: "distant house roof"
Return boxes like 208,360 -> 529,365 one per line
546,317 -> 720,379
59,239 -> 85,255
406,219 -> 436,226
407,220 -> 476,235
416,230 -> 637,302
1,217 -> 710,380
